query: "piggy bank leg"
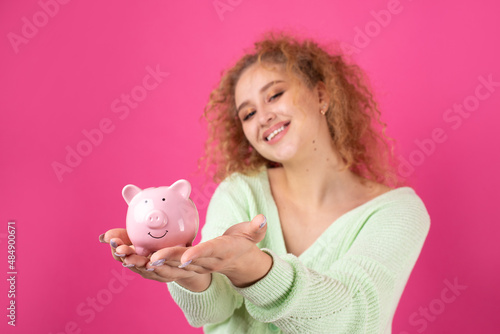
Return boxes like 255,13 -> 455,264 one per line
134,246 -> 150,257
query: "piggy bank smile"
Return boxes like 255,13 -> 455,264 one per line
148,230 -> 168,239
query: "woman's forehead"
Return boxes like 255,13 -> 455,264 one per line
234,64 -> 285,104
237,63 -> 288,86
234,63 -> 310,103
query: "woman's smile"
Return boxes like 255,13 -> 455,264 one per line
263,121 -> 291,143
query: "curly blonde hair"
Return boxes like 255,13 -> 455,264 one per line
201,31 -> 405,188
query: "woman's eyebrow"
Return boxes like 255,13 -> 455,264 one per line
236,80 -> 285,115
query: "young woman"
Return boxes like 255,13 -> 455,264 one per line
100,32 -> 430,333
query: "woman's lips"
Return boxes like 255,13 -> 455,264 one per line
264,121 -> 290,144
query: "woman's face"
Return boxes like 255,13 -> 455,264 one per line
234,63 -> 329,164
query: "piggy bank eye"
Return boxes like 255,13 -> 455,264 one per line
162,198 -> 165,201
134,198 -> 154,222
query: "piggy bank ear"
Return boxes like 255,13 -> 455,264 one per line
122,184 -> 142,205
170,179 -> 191,199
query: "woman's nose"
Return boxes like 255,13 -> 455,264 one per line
258,109 -> 276,125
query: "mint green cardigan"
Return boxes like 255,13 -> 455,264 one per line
167,168 -> 430,333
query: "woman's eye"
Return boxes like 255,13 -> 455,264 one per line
268,91 -> 284,102
243,110 -> 256,121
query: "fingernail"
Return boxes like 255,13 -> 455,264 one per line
114,252 -> 126,257
145,267 -> 155,272
151,259 -> 166,266
259,216 -> 267,229
99,233 -> 106,243
110,240 -> 118,248
178,259 -> 192,268
122,263 -> 135,268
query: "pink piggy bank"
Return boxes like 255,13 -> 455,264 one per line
122,180 -> 199,257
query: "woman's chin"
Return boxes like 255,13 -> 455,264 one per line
262,145 -> 298,164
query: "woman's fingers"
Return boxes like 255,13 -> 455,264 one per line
249,214 -> 267,242
223,214 -> 267,243
115,244 -> 137,258
150,247 -> 188,265
180,237 -> 225,265
139,247 -> 202,282
109,237 -> 127,262
99,228 -> 135,262
178,257 -> 222,274
100,228 -> 132,245
179,236 -> 248,274
145,262 -> 197,282
122,254 -> 149,268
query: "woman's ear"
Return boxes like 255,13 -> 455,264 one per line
316,81 -> 331,113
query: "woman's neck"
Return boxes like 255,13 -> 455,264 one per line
273,147 -> 370,211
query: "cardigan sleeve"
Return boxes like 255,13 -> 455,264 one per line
166,177 -> 250,327
231,192 -> 431,333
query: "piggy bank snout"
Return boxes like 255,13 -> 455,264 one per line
145,209 -> 167,228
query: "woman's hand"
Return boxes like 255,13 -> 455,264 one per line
176,214 -> 273,288
99,228 -> 210,291
99,213 -> 271,290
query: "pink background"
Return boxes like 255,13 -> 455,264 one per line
1,0 -> 499,333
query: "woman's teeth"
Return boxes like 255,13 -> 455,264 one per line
266,125 -> 286,141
